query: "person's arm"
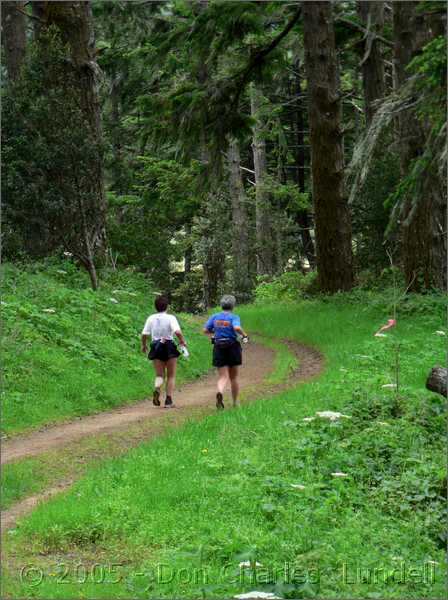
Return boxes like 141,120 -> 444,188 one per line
175,330 -> 187,347
234,325 -> 248,339
141,317 -> 151,353
171,316 -> 187,347
141,333 -> 149,354
203,315 -> 215,337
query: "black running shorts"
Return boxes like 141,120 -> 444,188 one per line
212,339 -> 242,368
148,340 -> 180,362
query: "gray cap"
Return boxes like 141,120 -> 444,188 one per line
220,294 -> 236,310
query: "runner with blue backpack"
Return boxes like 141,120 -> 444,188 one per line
203,294 -> 249,409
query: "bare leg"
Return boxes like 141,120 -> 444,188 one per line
217,367 -> 229,394
152,360 -> 165,406
153,360 -> 165,389
229,366 -> 240,406
166,358 -> 177,398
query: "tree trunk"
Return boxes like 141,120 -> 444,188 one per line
201,193 -> 226,308
184,223 -> 192,276
393,1 -> 446,291
426,367 -> 447,398
34,1 -> 107,256
292,54 -> 316,270
357,1 -> 385,125
250,82 -> 275,277
228,139 -> 251,301
195,0 -> 226,308
302,1 -> 353,292
1,1 -> 26,81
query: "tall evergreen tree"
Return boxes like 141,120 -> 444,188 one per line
1,1 -> 26,81
250,82 -> 275,277
393,1 -> 446,290
357,0 -> 385,125
302,0 -> 353,292
228,138 -> 251,300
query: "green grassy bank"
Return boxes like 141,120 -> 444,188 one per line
3,290 -> 446,599
2,261 -> 210,435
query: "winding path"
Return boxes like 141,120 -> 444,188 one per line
1,340 -> 323,529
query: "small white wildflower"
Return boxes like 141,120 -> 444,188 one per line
290,484 -> 306,490
56,270 -> 67,275
42,308 -> 56,314
435,330 -> 446,336
63,251 -> 73,257
316,411 -> 351,421
332,472 -> 348,478
302,417 -> 315,422
354,354 -> 371,359
234,593 -> 280,600
377,421 -> 390,426
374,333 -> 387,338
128,292 -> 137,297
238,561 -> 263,568
109,297 -> 119,304
381,384 -> 397,389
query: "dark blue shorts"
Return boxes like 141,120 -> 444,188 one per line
148,340 -> 180,362
213,339 -> 242,368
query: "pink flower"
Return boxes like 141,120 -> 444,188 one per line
374,318 -> 396,337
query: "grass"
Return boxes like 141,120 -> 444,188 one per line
251,334 -> 299,386
1,405 -> 210,511
2,260 -> 210,435
3,290 -> 446,599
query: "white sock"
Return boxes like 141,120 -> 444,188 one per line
155,376 -> 163,389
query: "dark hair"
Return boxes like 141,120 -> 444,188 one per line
155,295 -> 169,312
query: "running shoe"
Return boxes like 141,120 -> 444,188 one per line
216,392 -> 224,410
165,396 -> 175,408
153,389 -> 161,406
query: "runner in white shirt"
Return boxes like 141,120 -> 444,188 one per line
141,296 -> 187,408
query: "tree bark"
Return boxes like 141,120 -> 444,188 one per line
34,1 -> 107,258
250,82 -> 275,277
228,138 -> 251,301
292,54 -> 316,269
184,223 -> 193,276
201,193 -> 226,308
393,1 -> 446,291
426,367 -> 447,398
357,0 -> 385,125
302,1 -> 353,292
1,1 -> 26,81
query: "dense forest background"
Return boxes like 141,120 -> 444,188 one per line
2,0 -> 446,309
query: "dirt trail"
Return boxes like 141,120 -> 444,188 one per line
1,340 -> 323,529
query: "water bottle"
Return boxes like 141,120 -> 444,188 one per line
180,345 -> 189,358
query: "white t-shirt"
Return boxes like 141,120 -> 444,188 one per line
141,312 -> 181,341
